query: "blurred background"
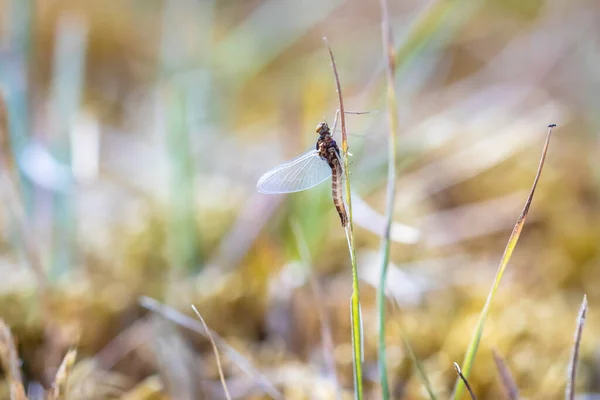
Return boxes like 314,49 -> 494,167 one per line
0,0 -> 599,398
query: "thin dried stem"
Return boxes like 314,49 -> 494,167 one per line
139,296 -> 282,399
323,37 -> 364,400
454,362 -> 476,400
566,294 -> 588,400
191,305 -> 232,400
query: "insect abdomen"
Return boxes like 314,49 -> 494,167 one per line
331,161 -> 348,227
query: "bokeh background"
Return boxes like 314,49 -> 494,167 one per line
0,0 -> 599,398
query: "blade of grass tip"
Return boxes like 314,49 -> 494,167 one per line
291,221 -> 340,399
191,305 -> 232,400
566,294 -> 588,400
323,37 -> 364,400
454,363 -> 476,400
139,296 -> 282,399
492,348 -> 519,400
377,0 -> 400,398
453,124 -> 556,400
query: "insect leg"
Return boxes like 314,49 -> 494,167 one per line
331,109 -> 341,136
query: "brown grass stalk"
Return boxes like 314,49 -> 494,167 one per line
454,362 -> 476,400
566,294 -> 588,400
323,37 -> 364,400
191,305 -> 232,400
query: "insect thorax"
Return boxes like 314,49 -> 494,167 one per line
316,136 -> 338,164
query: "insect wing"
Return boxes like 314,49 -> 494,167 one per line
257,150 -> 332,194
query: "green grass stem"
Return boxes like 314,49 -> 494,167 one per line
452,124 -> 555,399
400,329 -> 438,400
324,38 -> 364,400
159,1 -> 203,272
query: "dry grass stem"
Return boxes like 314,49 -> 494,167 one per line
566,294 -> 588,400
454,362 -> 476,400
323,37 -> 364,400
139,296 -> 282,399
191,304 -> 232,400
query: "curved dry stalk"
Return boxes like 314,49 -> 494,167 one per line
454,362 -> 476,400
323,37 -> 364,400
566,294 -> 588,400
191,305 -> 232,400
139,296 -> 282,399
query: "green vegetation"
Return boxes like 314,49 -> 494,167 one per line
0,1 -> 595,398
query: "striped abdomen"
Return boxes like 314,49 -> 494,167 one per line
330,159 -> 348,227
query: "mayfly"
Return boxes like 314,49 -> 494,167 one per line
256,120 -> 348,226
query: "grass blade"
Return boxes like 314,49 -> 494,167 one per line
391,291 -> 437,399
191,305 -> 232,400
401,330 -> 438,400
323,38 -> 363,400
566,294 -> 588,400
492,348 -> 519,400
377,0 -> 400,397
452,124 -> 556,399
139,296 -> 282,399
159,0 -> 202,272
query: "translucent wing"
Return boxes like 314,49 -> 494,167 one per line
257,150 -> 332,194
